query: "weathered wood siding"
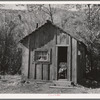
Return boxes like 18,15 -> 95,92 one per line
72,38 -> 78,84
43,64 -> 49,80
56,30 -> 70,80
21,22 -> 86,83
21,37 -> 30,78
29,25 -> 70,80
29,23 -> 57,80
67,36 -> 72,81
57,31 -> 69,45
36,64 -> 42,80
77,43 -> 86,83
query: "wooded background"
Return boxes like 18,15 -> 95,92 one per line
0,4 -> 100,80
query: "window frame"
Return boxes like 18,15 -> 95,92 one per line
33,49 -> 51,64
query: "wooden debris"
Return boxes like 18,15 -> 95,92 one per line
49,86 -> 77,89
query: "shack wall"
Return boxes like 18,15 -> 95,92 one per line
29,23 -> 57,80
67,36 -> 72,81
77,43 -> 86,83
21,37 -> 30,78
72,38 -> 78,84
21,22 -> 86,83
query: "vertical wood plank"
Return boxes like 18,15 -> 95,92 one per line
32,51 -> 36,79
83,47 -> 86,77
43,64 -> 48,80
29,34 -> 36,79
67,36 -> 72,81
28,37 -> 31,79
48,64 -> 50,80
50,65 -> 53,80
42,64 -> 43,80
50,46 -> 55,80
29,51 -> 32,78
35,64 -> 36,79
30,62 -> 36,79
72,38 -> 77,84
21,38 -> 30,79
55,31 -> 58,80
36,64 -> 42,80
55,46 -> 58,80
66,34 -> 69,45
70,37 -> 72,81
77,43 -> 81,82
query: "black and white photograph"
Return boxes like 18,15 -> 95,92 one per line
0,2 -> 100,95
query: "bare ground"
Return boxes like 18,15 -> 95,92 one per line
0,75 -> 100,94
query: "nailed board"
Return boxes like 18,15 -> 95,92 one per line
43,64 -> 49,80
72,38 -> 77,84
57,32 -> 69,45
67,36 -> 72,81
36,64 -> 42,80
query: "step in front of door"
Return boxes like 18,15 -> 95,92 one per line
53,80 -> 72,86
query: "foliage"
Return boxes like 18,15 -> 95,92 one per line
53,4 -> 100,74
68,4 -> 100,73
78,4 -> 100,72
0,4 -> 100,76
0,12 -> 22,75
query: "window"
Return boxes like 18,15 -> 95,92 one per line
34,50 -> 50,62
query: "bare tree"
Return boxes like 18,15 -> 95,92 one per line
60,4 -> 100,72
73,4 -> 100,72
26,4 -> 57,23
0,11 -> 22,76
40,4 -> 55,23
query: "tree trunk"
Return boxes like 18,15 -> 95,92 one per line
49,4 -> 53,23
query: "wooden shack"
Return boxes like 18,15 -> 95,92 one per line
20,20 -> 87,84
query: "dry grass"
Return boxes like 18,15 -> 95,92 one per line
0,75 -> 100,93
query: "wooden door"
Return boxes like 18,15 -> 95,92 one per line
57,46 -> 67,79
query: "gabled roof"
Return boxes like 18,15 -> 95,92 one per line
19,20 -> 86,46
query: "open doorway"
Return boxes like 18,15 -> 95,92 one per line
57,47 -> 67,79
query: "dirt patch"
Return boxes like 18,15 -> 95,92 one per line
0,75 -> 100,93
